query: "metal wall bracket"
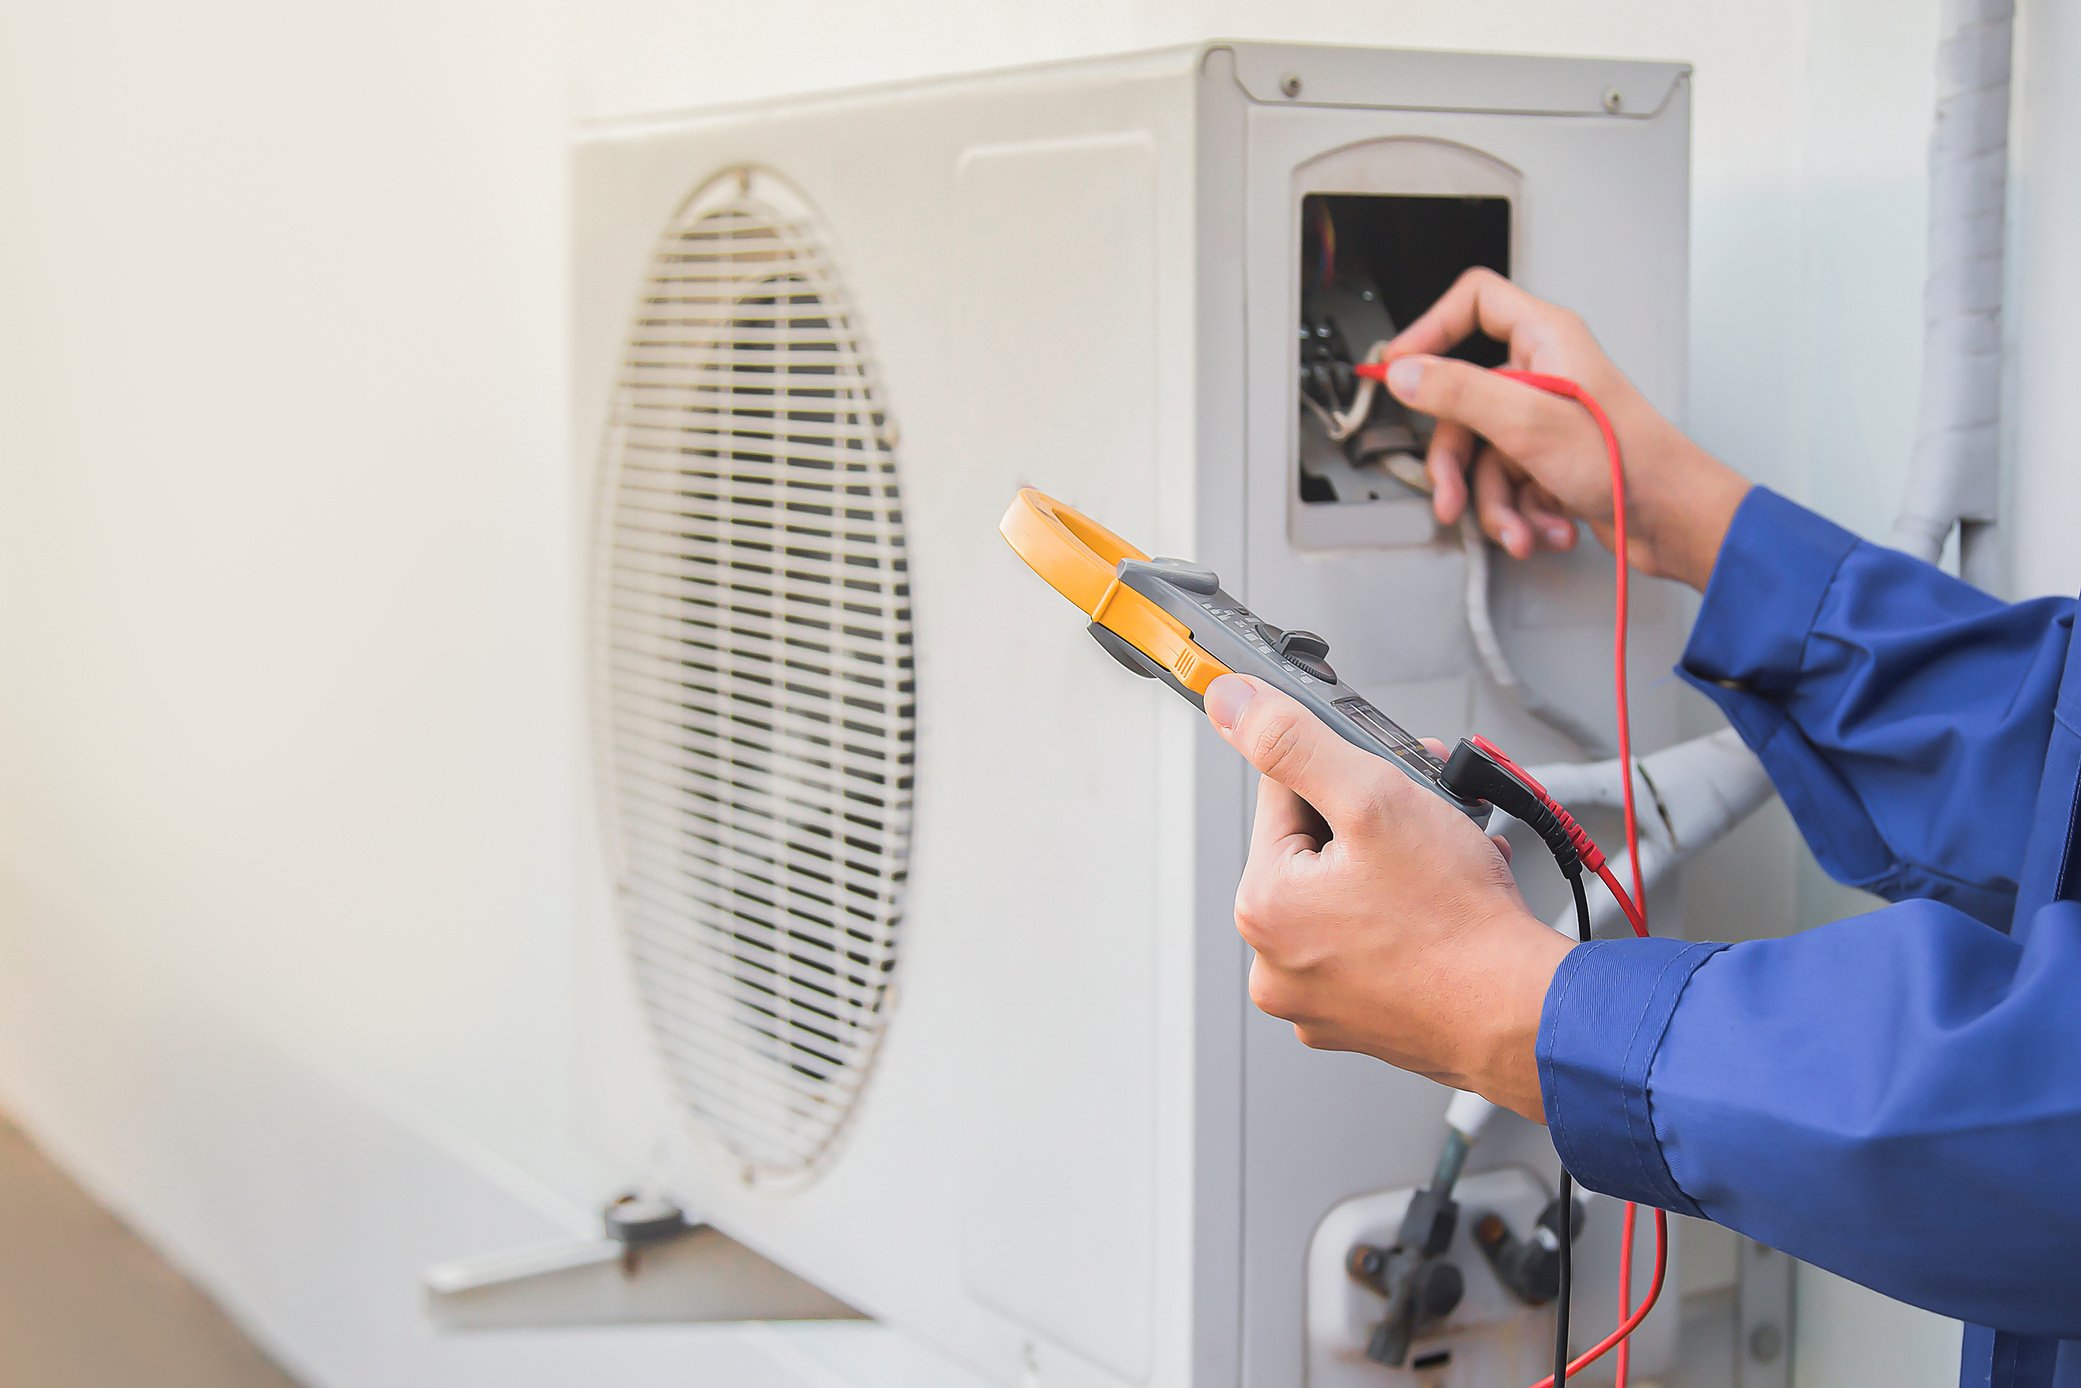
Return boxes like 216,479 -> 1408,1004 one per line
1671,1233 -> 1798,1388
1735,1238 -> 1795,1388
423,1199 -> 862,1331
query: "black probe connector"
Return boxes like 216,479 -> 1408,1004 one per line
1438,737 -> 1599,880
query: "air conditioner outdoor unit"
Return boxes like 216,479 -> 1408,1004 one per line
568,42 -> 1698,1388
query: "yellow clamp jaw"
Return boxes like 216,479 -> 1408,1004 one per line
999,487 -> 1493,828
997,488 -> 1232,696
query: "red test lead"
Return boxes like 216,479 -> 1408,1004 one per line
1365,357 -> 1663,1387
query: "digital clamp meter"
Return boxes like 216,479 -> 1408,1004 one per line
1000,488 -> 1493,830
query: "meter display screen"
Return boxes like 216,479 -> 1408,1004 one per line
1334,696 -> 1443,773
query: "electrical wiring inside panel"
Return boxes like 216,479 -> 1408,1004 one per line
1297,193 -> 1511,506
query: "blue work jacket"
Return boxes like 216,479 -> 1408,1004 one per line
1539,487 -> 2081,1386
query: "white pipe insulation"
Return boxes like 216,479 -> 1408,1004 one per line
1892,0 -> 2014,581
1444,731 -> 1775,1145
1524,729 -> 1777,939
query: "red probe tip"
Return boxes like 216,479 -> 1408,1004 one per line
1352,361 -> 1390,382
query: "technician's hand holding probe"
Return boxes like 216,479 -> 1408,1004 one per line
1378,267 -> 1749,581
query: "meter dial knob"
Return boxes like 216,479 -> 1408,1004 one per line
1274,629 -> 1336,683
1277,629 -> 1330,661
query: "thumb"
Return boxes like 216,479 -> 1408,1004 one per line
1204,674 -> 1381,827
1383,355 -> 1571,463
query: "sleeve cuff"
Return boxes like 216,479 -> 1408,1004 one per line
1679,486 -> 1859,697
1538,937 -> 1727,1215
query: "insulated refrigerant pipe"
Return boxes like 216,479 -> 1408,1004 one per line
1893,0 -> 2014,581
1526,729 -> 1774,939
1440,728 -> 1774,1142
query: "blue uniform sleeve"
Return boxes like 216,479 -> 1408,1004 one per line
1540,901 -> 2081,1337
1679,488 -> 2075,926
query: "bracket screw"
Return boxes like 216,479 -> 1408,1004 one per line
1281,73 -> 1303,98
1602,86 -> 1624,113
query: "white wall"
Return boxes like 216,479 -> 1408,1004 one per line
2007,0 -> 2081,602
0,1 -> 1998,1384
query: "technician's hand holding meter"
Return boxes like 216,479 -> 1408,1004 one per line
1200,673 -> 1567,1122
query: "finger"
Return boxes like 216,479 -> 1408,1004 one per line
1517,479 -> 1579,551
1426,419 -> 1474,525
1384,266 -> 1543,360
1251,772 -> 1326,860
1384,356 -> 1574,462
1491,833 -> 1514,866
1471,447 -> 1534,559
1204,674 -> 1388,827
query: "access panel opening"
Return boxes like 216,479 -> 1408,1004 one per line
1297,193 -> 1511,507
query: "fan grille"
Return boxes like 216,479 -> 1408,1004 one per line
595,172 -> 914,1180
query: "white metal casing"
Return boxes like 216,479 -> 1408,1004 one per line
572,42 -> 1693,1388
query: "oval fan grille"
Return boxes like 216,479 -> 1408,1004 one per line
595,172 -> 914,1180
